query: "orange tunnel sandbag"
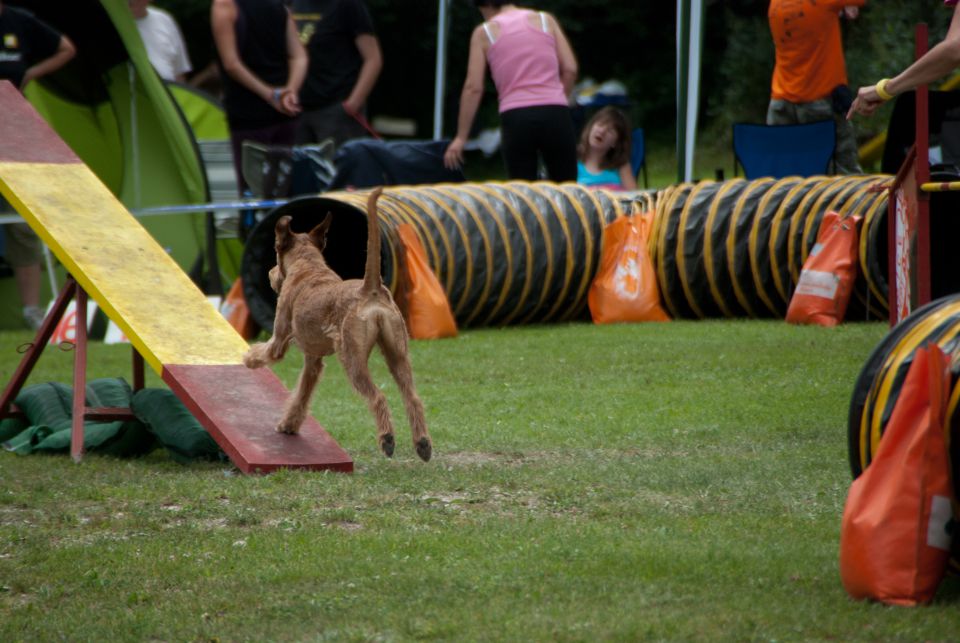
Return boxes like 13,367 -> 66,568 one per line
847,293 -> 960,573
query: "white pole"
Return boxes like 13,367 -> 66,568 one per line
433,0 -> 450,140
676,0 -> 687,182
42,245 -> 57,297
683,0 -> 703,182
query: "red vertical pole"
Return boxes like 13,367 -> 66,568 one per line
915,23 -> 932,306
71,286 -> 88,463
132,349 -> 145,391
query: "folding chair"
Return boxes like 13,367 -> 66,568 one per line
732,120 -> 836,180
630,127 -> 648,187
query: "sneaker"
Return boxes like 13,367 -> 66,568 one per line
22,306 -> 45,330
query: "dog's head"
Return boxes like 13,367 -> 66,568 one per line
273,213 -> 334,281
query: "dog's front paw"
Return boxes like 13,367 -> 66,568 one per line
379,433 -> 395,457
243,345 -> 267,369
415,437 -> 432,462
276,421 -> 301,435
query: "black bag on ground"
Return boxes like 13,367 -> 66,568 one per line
328,139 -> 466,190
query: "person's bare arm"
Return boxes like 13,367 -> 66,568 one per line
280,11 -> 307,114
342,34 -> 382,115
444,26 -> 487,170
849,4 -> 960,118
619,163 -> 637,191
547,13 -> 578,97
21,35 -> 75,89
212,0 -> 297,115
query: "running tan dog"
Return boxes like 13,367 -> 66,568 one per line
244,187 -> 432,461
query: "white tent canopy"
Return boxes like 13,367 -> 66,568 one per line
432,0 -> 704,183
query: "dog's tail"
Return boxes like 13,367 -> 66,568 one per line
363,186 -> 384,295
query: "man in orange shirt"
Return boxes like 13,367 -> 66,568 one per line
767,0 -> 866,174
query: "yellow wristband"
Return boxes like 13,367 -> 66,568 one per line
875,78 -> 895,101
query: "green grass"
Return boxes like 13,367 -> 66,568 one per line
2,320 -> 959,641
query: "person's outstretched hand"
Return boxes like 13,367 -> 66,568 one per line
847,85 -> 884,120
444,137 -> 466,170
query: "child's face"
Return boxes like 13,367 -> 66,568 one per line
588,119 -> 619,151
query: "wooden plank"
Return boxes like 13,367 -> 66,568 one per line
163,364 -> 353,474
0,161 -> 249,373
0,81 -> 79,163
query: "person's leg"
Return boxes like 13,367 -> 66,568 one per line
499,108 -> 539,180
832,114 -> 864,174
230,119 -> 299,196
536,106 -> 578,183
5,223 -> 44,329
14,265 -> 40,308
265,118 -> 300,147
297,103 -> 368,148
795,98 -> 861,174
229,128 -> 255,196
766,98 -> 799,125
294,112 -> 319,146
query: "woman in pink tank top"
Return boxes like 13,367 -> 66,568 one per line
443,1 -> 579,182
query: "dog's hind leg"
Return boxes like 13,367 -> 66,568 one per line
277,354 -> 324,434
338,329 -> 396,457
378,324 -> 432,462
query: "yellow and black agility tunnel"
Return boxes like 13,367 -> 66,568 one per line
651,175 -> 891,321
847,293 -> 960,571
240,176 -> 960,329
241,182 -> 655,331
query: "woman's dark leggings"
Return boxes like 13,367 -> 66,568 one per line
499,105 -> 577,182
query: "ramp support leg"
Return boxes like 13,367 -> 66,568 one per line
0,275 -> 145,462
70,286 -> 88,463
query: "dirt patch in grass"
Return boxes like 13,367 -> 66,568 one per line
440,450 -> 549,467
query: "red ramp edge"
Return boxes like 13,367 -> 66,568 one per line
163,364 -> 353,474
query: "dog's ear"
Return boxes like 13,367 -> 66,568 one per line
308,213 -> 333,251
275,216 -> 294,256
268,265 -> 283,293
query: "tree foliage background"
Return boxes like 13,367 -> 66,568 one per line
158,0 -> 954,147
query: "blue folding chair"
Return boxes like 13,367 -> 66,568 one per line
630,127 -> 648,188
732,120 -> 836,180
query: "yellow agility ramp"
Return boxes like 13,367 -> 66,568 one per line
0,82 -> 351,473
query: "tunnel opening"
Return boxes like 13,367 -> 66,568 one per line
241,196 -> 372,331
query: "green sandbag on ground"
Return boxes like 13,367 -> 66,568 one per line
3,381 -> 225,464
0,417 -> 28,442
3,379 -> 156,457
132,388 -> 225,464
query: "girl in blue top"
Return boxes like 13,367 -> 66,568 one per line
576,106 -> 636,190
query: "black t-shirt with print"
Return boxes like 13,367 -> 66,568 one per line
291,0 -> 375,110
0,6 -> 61,89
